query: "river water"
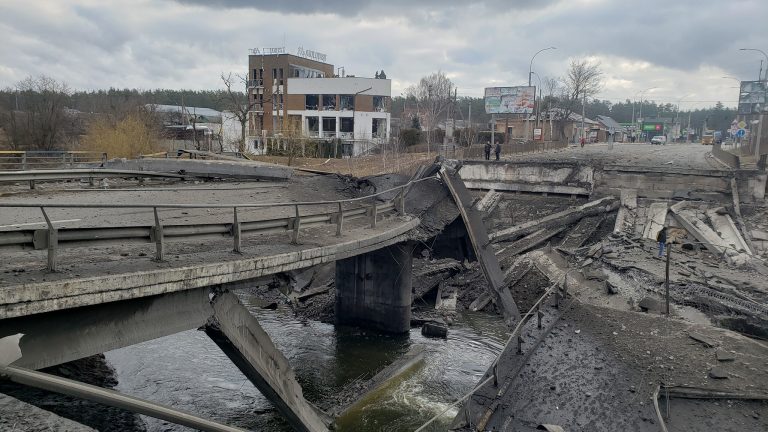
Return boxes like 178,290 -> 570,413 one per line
104,293 -> 507,432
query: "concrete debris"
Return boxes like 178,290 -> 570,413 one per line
614,189 -> 638,234
469,292 -> 492,312
706,208 -> 751,255
752,230 -> 768,241
709,367 -> 729,379
715,350 -> 736,362
537,425 -> 565,432
559,215 -> 603,251
502,226 -> 567,257
474,189 -> 502,214
642,202 -> 668,240
491,196 -> 619,243
670,201 -> 752,266
688,332 -> 717,348
435,284 -> 458,311
638,297 -> 663,313
421,321 -> 448,338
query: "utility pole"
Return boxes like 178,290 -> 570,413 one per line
665,243 -> 672,315
581,92 -> 586,143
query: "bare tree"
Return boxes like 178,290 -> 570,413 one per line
551,59 -> 603,141
405,71 -> 454,155
220,72 -> 265,153
10,76 -> 72,150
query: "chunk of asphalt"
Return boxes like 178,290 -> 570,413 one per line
688,332 -> 717,348
709,367 -> 729,379
715,350 -> 736,362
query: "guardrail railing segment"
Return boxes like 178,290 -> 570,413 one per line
0,176 -> 436,272
0,151 -> 107,171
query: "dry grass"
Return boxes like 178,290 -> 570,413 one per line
250,152 -> 434,178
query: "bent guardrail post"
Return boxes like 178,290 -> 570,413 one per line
292,205 -> 301,245
40,207 -> 57,272
153,207 -> 164,261
232,207 -> 242,254
336,202 -> 344,237
370,197 -> 378,229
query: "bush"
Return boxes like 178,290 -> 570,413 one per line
82,113 -> 161,158
399,128 -> 422,147
453,128 -> 477,146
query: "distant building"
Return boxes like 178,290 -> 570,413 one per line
147,104 -> 222,151
596,115 -> 627,142
247,52 -> 391,156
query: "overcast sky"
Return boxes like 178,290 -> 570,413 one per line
1,0 -> 766,108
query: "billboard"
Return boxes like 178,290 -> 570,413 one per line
484,86 -> 535,114
738,81 -> 767,115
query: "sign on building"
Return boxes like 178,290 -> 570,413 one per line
533,128 -> 543,141
484,86 -> 535,114
738,80 -> 767,115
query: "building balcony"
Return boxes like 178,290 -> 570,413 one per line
320,131 -> 337,139
247,79 -> 264,88
338,132 -> 353,139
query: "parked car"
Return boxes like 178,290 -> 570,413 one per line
651,135 -> 667,145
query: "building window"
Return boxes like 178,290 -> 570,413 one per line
278,68 -> 284,86
322,117 -> 336,137
340,117 -> 354,138
373,96 -> 387,112
340,95 -> 354,111
307,116 -> 319,137
322,95 -> 336,110
305,95 -> 319,110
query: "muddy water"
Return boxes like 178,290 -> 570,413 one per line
104,295 -> 507,431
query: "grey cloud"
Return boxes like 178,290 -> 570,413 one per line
170,0 -> 553,16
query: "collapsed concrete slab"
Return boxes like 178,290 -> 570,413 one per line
458,161 -> 594,196
106,158 -> 293,181
706,208 -> 752,255
642,202 -> 668,240
491,196 -> 618,243
613,189 -> 637,234
670,202 -> 751,266
439,167 -> 521,323
205,291 -> 331,432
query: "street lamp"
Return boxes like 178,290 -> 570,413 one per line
528,47 -> 556,87
739,48 -> 768,81
632,87 -> 656,142
527,47 -> 556,140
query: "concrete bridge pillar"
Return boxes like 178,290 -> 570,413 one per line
334,243 -> 413,333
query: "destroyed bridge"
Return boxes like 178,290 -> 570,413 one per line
1,148 -> 768,431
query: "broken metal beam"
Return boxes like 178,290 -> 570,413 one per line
0,365 -> 249,432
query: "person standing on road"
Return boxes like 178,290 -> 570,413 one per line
484,142 -> 491,160
656,226 -> 668,257
494,142 -> 501,161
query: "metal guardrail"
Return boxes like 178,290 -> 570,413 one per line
0,151 -> 107,171
0,169 -> 186,189
0,176 -> 437,271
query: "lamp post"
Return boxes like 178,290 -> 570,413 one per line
528,47 -> 556,87
632,87 -> 656,142
739,48 -> 768,81
527,47 -> 556,140
530,71 -> 543,129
